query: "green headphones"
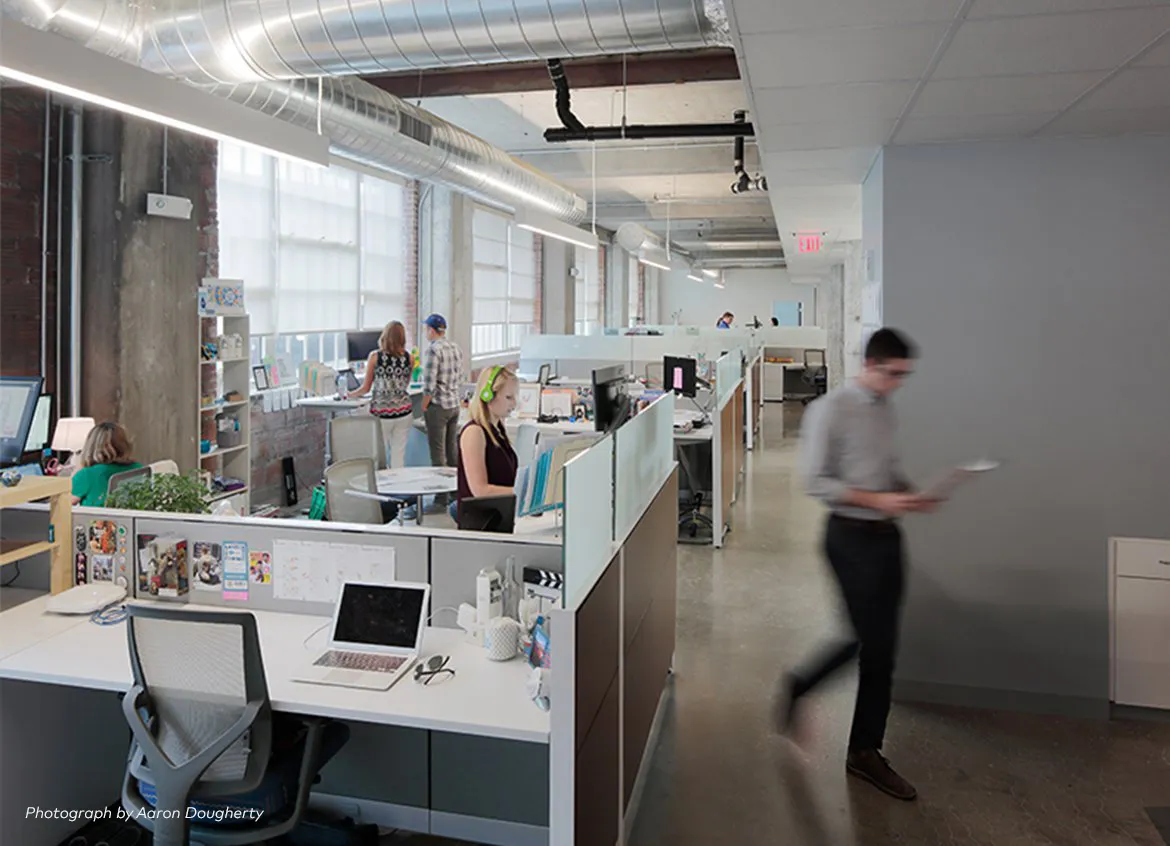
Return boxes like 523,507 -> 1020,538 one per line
480,366 -> 504,403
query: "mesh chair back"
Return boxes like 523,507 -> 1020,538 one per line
329,416 -> 384,469
325,458 -> 384,524
125,606 -> 271,792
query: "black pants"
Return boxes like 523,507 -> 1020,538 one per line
791,514 -> 905,751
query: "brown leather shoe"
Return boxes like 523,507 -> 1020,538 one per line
846,749 -> 917,800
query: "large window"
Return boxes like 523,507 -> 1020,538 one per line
627,256 -> 641,327
643,266 -> 659,326
218,141 -> 406,370
472,207 -> 537,357
574,246 -> 601,336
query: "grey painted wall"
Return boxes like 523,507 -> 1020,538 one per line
879,136 -> 1170,713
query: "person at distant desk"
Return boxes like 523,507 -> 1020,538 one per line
456,366 -> 518,524
771,317 -> 780,327
716,312 -> 735,329
420,313 -> 465,506
71,422 -> 142,507
349,319 -> 413,468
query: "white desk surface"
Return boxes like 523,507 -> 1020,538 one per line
296,397 -> 369,410
673,426 -> 713,443
512,514 -> 562,541
0,602 -> 549,744
0,591 -> 87,661
372,467 -> 458,497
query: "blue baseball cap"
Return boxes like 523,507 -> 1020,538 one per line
423,314 -> 447,331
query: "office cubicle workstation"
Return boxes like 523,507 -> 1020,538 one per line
519,333 -> 753,548
757,326 -> 829,402
0,395 -> 680,846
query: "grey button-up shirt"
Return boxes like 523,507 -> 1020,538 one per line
799,381 -> 910,520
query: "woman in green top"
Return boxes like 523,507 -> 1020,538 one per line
71,422 -> 142,507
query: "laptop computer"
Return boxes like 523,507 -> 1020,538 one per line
295,581 -> 430,691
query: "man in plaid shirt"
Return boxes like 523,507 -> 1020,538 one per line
421,314 -> 466,500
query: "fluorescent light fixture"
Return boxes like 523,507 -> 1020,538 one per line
714,283 -> 725,289
687,274 -> 703,283
702,269 -> 720,278
515,208 -> 598,251
639,257 -> 671,272
0,20 -> 330,167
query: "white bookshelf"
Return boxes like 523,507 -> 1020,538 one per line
198,308 -> 251,514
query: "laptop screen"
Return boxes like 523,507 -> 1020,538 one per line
333,583 -> 426,649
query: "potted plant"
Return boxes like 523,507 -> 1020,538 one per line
106,471 -> 211,514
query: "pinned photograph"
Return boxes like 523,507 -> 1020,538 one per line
91,554 -> 114,582
89,520 -> 117,555
192,541 -> 223,590
249,551 -> 272,584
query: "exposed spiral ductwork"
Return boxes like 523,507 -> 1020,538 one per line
141,0 -> 731,84
2,0 -> 729,222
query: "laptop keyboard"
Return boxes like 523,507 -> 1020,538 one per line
314,651 -> 407,673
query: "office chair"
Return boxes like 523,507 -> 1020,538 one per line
324,458 -> 395,524
120,604 -> 348,846
328,416 -> 385,470
801,349 -> 828,406
148,459 -> 181,476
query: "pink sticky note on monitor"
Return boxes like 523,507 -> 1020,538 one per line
673,368 -> 683,390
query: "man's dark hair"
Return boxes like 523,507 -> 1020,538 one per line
864,328 -> 917,362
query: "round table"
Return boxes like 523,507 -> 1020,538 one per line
348,467 -> 458,525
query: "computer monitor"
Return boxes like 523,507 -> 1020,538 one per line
458,495 -> 517,534
0,376 -> 43,466
346,331 -> 382,363
337,368 -> 361,392
538,363 -> 557,386
663,356 -> 697,398
592,365 -> 631,433
23,394 -> 53,452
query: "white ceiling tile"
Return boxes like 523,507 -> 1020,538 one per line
758,119 -> 896,150
730,0 -> 958,34
911,72 -> 1104,116
894,111 -> 1057,142
968,0 -> 1166,18
1134,33 -> 1170,66
1039,105 -> 1170,134
1077,67 -> 1170,109
932,9 -> 1170,78
741,24 -> 950,88
752,82 -> 916,123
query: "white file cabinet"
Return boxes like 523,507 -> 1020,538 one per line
1110,538 -> 1170,709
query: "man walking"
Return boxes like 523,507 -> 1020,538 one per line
421,314 -> 465,499
780,328 -> 937,801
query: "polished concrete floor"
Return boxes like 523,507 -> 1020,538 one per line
385,403 -> 1170,846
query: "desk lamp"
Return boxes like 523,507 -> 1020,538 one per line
51,417 -> 95,474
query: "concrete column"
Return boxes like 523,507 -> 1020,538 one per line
418,186 -> 473,362
824,264 -> 845,389
78,111 -> 212,471
842,240 -> 865,379
540,239 -> 575,335
607,247 -> 630,329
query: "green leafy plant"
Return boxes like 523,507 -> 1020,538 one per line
106,471 -> 211,514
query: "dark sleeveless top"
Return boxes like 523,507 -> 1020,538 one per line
369,350 -> 413,419
456,421 -> 518,506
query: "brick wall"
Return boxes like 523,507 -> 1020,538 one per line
1,86 -> 61,392
249,402 -> 327,507
403,180 -> 420,348
598,244 -> 608,329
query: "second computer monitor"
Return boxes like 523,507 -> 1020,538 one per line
346,331 -> 382,363
663,356 -> 697,398
592,365 -> 631,433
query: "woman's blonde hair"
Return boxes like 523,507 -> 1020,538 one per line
79,422 -> 134,468
468,366 -> 516,447
379,320 -> 407,357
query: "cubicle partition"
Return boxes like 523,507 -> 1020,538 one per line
747,350 -> 763,450
0,402 -> 681,846
711,353 -> 745,547
551,395 -> 679,846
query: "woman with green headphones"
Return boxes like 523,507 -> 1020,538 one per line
456,365 -> 519,522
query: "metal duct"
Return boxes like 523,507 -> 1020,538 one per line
2,0 -> 588,221
139,0 -> 731,84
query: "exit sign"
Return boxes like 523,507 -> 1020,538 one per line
797,233 -> 823,254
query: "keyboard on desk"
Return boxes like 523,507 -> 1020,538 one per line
313,651 -> 407,673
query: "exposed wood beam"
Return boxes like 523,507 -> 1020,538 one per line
362,49 -> 739,99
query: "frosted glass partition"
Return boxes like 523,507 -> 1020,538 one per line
562,434 -> 616,610
614,393 -> 675,544
519,335 -> 635,379
717,352 -> 741,406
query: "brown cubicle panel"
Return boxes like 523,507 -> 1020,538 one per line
623,471 -> 678,804
751,360 -> 762,435
721,399 -> 736,518
574,553 -> 621,846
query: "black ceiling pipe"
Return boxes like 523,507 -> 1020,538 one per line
731,110 -> 750,193
547,59 -> 585,133
543,122 -> 755,142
